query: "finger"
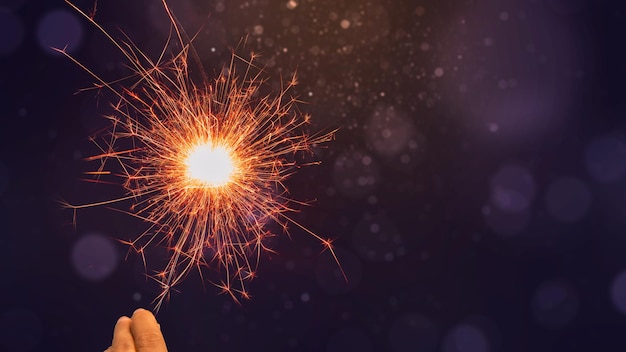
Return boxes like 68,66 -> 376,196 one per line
111,316 -> 136,352
130,308 -> 167,352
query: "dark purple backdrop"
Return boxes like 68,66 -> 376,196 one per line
1,0 -> 625,351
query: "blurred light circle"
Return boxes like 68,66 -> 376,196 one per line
327,327 -> 373,352
584,135 -> 626,183
531,279 -> 579,329
489,164 -> 535,213
0,161 -> 7,196
442,324 -> 489,352
333,149 -> 380,198
314,247 -> 362,294
610,270 -> 626,315
71,233 -> 118,281
483,205 -> 529,237
388,314 -> 438,352
352,212 -> 405,262
0,307 -> 43,352
37,9 -> 83,55
0,9 -> 23,55
365,105 -> 414,158
545,177 -> 591,223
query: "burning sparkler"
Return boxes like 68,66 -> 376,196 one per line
61,0 -> 342,310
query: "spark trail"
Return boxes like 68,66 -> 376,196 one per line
61,0 -> 342,310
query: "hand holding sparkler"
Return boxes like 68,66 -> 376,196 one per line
61,0 -> 343,310
105,309 -> 167,352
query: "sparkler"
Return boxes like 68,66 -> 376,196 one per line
61,0 -> 342,310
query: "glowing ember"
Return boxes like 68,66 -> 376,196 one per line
184,144 -> 236,187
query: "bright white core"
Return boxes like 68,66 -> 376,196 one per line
185,144 -> 236,187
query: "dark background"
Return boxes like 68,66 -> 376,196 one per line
1,0 -> 626,351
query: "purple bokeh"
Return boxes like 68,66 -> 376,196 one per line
352,212 -> 405,262
71,233 -> 118,282
610,270 -> 626,315
585,134 -> 626,183
531,279 -> 579,329
37,10 -> 83,55
333,149 -> 380,198
442,324 -> 490,352
489,163 -> 535,213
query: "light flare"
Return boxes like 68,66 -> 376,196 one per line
184,144 -> 237,188
59,0 -> 344,310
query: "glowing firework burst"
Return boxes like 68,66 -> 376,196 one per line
61,0 -> 342,310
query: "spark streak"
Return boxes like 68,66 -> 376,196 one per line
61,0 -> 342,310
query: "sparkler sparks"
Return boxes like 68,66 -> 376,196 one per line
61,0 -> 342,310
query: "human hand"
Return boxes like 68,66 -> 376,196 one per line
104,308 -> 167,352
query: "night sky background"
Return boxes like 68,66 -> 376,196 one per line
1,0 -> 626,351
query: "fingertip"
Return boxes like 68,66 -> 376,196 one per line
112,315 -> 135,351
129,308 -> 166,351
114,316 -> 131,331
115,316 -> 131,332
133,308 -> 147,316
130,308 -> 159,328
132,308 -> 156,320
117,316 -> 130,323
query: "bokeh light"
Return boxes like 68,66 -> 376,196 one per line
36,9 -> 83,55
439,0 -> 581,143
584,134 -> 626,183
531,279 -> 579,329
333,149 -> 380,198
489,163 -> 535,213
365,105 -> 414,158
71,233 -> 118,282
442,323 -> 490,352
610,270 -> 626,315
352,212 -> 405,262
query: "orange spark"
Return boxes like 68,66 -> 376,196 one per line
60,0 -> 342,310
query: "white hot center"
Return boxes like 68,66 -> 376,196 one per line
185,144 -> 236,187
